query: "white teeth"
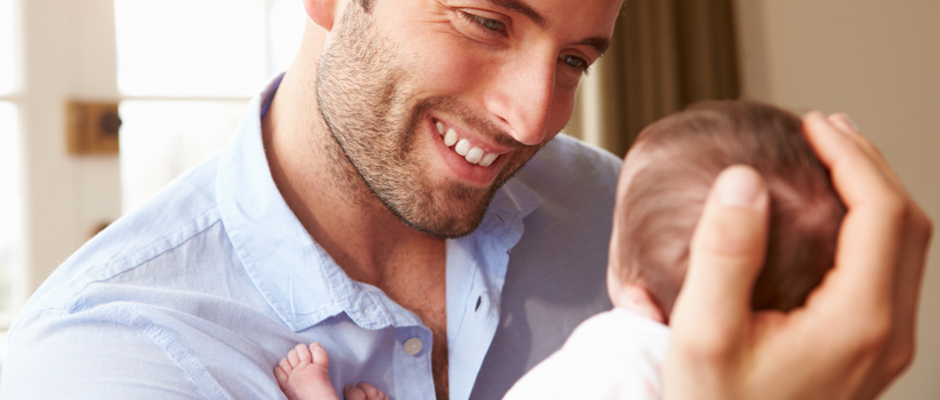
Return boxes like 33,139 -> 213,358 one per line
444,129 -> 458,146
465,147 -> 484,164
438,123 -> 500,167
455,139 -> 471,156
479,153 -> 498,167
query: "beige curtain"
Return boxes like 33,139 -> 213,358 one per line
567,0 -> 740,157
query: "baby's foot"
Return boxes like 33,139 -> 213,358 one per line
274,343 -> 391,400
275,343 -> 339,400
343,382 -> 391,400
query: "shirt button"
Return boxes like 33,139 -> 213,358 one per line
403,338 -> 423,355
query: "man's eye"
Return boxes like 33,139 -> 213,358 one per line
560,55 -> 590,73
461,12 -> 507,34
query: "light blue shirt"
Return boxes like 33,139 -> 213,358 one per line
1,75 -> 621,400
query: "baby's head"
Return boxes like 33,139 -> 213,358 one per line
607,100 -> 845,323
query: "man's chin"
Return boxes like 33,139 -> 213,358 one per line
410,220 -> 482,240
396,190 -> 495,239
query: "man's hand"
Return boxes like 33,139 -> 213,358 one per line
663,113 -> 933,400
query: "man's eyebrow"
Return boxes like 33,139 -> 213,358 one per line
485,0 -> 545,27
578,37 -> 611,56
476,0 -> 610,56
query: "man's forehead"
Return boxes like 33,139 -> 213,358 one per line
477,0 -> 546,27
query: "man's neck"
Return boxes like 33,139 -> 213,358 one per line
261,66 -> 445,288
264,20 -> 451,400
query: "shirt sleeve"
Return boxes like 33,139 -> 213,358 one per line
1,310 -> 207,400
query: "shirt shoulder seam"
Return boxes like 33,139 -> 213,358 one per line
35,207 -> 225,318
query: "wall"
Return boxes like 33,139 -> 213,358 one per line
734,1 -> 940,398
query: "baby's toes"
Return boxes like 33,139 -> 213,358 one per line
358,382 -> 389,400
288,343 -> 311,368
345,382 -> 389,400
274,364 -> 289,387
278,358 -> 293,377
308,342 -> 331,369
294,343 -> 313,365
344,384 -> 366,400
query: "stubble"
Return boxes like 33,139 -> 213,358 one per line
315,2 -> 543,238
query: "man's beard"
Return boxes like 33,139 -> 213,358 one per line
315,2 -> 543,239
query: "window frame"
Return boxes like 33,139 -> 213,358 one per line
0,0 -> 27,327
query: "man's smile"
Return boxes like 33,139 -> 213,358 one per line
433,118 -> 501,167
427,114 -> 519,187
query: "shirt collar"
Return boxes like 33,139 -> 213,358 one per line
216,74 -> 543,332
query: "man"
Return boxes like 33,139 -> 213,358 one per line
1,0 -> 931,399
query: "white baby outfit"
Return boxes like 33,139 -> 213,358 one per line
503,308 -> 671,400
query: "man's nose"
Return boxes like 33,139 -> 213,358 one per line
484,53 -> 555,146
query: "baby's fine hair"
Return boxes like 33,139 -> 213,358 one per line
612,100 -> 845,318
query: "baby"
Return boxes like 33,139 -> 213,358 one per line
274,100 -> 845,400
502,100 -> 845,399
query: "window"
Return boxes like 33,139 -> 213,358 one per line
0,0 -> 24,323
114,0 -> 269,97
0,0 -> 16,94
0,104 -> 22,318
0,0 -> 307,368
0,0 -> 306,325
114,0 -> 305,212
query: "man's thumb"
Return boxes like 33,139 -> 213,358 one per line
670,165 -> 770,343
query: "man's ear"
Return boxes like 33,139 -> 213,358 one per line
302,0 -> 341,31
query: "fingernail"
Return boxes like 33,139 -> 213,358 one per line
715,165 -> 763,207
841,113 -> 860,132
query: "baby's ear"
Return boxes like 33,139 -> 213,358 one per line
609,278 -> 667,324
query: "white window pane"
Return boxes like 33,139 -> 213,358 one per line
268,0 -> 305,74
119,100 -> 248,213
0,0 -> 19,95
114,0 -> 269,97
0,102 -> 22,313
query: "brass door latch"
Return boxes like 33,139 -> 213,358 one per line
66,100 -> 121,154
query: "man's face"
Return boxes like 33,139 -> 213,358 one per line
316,0 -> 621,238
